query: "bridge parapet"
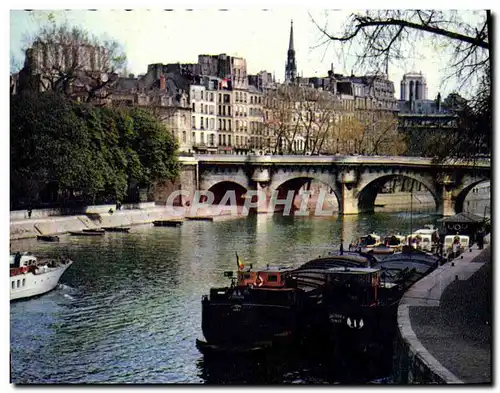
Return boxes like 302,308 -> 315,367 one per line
187,154 -> 490,169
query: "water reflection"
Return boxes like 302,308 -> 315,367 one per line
10,211 -> 467,384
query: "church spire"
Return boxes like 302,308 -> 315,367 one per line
285,20 -> 297,83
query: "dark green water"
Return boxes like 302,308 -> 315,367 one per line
10,211 -> 442,384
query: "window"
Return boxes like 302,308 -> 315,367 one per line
236,135 -> 239,145
17,280 -> 20,288
219,134 -> 222,145
228,106 -> 231,116
218,119 -> 222,130
200,117 -> 204,129
223,134 -> 226,145
192,103 -> 195,112
228,119 -> 231,131
218,105 -> 222,115
228,135 -> 232,146
236,120 -> 239,129
219,93 -> 222,102
210,134 -> 215,146
210,92 -> 214,101
192,132 -> 196,143
223,119 -> 227,131
11,281 -> 14,290
201,90 -> 204,100
22,278 -> 26,287
201,132 -> 205,143
205,118 -> 208,129
250,96 -> 253,104
267,274 -> 278,282
210,118 -> 215,130
222,106 -> 226,116
182,131 -> 186,142
224,94 -> 230,104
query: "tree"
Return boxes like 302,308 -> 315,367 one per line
20,20 -> 127,103
10,91 -> 179,208
312,10 -> 491,161
262,84 -> 340,154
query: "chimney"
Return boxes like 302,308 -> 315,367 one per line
159,74 -> 166,90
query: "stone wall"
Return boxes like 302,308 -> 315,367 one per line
150,163 -> 198,205
10,202 -> 156,221
10,207 -> 174,240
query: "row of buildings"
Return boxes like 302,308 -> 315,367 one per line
11,21 -> 461,156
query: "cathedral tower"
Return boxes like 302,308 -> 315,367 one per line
285,20 -> 297,83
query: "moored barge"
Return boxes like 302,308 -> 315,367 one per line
198,262 -> 307,353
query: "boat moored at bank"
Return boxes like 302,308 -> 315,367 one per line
198,260 -> 307,353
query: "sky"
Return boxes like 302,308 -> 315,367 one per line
9,8 -> 489,100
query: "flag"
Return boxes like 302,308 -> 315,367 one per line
236,252 -> 244,270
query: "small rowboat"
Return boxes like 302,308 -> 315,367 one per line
153,220 -> 183,227
69,231 -> 105,236
102,227 -> 131,233
37,235 -> 60,242
82,228 -> 105,233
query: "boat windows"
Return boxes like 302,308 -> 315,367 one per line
22,278 -> 26,287
17,280 -> 20,288
267,275 -> 278,282
242,273 -> 251,280
11,281 -> 15,290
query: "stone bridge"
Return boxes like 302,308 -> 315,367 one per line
177,155 -> 490,216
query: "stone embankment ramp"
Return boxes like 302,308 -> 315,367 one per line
395,246 -> 491,384
10,207 -> 176,240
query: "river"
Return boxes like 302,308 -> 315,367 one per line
9,204 -> 486,384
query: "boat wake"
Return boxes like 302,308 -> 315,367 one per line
58,284 -> 77,300
58,283 -> 75,291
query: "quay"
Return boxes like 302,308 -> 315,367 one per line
394,244 -> 491,384
9,204 -> 246,241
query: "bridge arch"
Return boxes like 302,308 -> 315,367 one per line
206,181 -> 248,205
270,175 -> 341,214
453,178 -> 490,214
356,173 -> 439,214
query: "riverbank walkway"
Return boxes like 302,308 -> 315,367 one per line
398,245 -> 491,384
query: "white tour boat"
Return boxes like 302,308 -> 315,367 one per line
10,252 -> 73,301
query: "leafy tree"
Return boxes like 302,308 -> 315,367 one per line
10,92 -> 179,208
